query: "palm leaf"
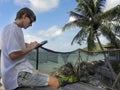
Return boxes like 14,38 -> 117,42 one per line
102,5 -> 120,21
71,28 -> 88,45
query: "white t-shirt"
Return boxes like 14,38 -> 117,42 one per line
1,23 -> 34,90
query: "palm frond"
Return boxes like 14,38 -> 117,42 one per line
102,5 -> 120,21
71,28 -> 88,45
101,25 -> 120,48
69,11 -> 85,19
96,0 -> 106,12
62,18 -> 91,31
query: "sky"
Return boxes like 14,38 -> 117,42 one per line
0,0 -> 120,52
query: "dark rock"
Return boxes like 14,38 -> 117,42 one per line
15,86 -> 56,90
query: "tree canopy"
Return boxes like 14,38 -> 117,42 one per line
63,0 -> 120,51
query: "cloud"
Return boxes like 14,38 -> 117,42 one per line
104,0 -> 120,11
14,0 -> 59,13
24,34 -> 42,43
24,25 -> 62,42
38,26 -> 62,39
68,16 -> 77,22
29,0 -> 59,13
99,35 -> 109,45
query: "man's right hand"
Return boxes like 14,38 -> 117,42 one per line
27,41 -> 39,50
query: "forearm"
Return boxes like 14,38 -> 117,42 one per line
9,41 -> 38,60
9,47 -> 33,60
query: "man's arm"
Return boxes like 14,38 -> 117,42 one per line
9,41 -> 38,60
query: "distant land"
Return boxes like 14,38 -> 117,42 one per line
82,42 -> 116,52
0,43 -> 112,54
83,43 -> 104,51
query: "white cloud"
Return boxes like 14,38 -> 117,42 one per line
104,0 -> 120,11
38,26 -> 62,39
14,0 -> 59,13
24,25 -> 62,45
99,35 -> 109,45
24,34 -> 42,43
68,16 -> 77,22
29,0 -> 59,13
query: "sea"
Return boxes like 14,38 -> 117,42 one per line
0,52 -> 105,75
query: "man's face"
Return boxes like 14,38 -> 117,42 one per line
22,15 -> 33,29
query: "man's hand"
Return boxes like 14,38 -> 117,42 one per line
26,41 -> 39,50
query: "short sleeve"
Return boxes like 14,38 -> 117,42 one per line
2,24 -> 25,55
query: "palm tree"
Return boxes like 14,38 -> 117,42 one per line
63,0 -> 120,51
62,0 -> 120,86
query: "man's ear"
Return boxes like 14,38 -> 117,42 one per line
22,14 -> 27,19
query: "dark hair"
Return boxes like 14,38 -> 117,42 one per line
15,7 -> 36,22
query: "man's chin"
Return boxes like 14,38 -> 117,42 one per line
24,27 -> 28,29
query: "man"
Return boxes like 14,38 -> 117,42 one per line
1,7 -> 59,90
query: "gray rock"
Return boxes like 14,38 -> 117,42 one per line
15,86 -> 56,90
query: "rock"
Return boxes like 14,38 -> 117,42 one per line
15,86 -> 56,90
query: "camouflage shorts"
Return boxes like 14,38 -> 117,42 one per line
17,71 -> 49,88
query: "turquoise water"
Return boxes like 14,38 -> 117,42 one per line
29,53 -> 104,74
0,53 -> 104,74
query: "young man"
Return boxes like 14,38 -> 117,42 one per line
1,7 -> 59,90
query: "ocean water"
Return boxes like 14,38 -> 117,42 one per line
0,52 -> 104,74
28,53 -> 105,74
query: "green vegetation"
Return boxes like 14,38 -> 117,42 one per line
58,75 -> 78,86
63,0 -> 120,51
83,43 -> 104,51
83,42 -> 114,51
50,62 -> 78,86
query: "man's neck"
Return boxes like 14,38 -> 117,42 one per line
14,20 -> 22,27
